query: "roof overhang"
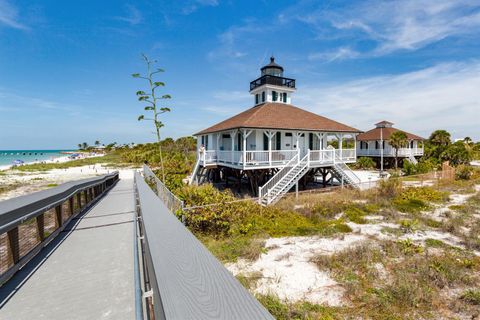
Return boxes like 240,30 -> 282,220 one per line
194,126 -> 362,136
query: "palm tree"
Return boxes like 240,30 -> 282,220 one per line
77,143 -> 82,150
389,131 -> 408,170
429,130 -> 451,147
94,140 -> 100,147
82,142 -> 88,150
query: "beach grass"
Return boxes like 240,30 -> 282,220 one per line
11,153 -> 126,172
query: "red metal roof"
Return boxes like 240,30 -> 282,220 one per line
195,103 -> 361,135
357,126 -> 424,141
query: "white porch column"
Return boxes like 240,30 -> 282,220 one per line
216,133 -> 221,161
315,132 -> 325,161
230,129 -> 237,164
241,129 -> 253,168
264,130 -> 274,166
353,134 -> 357,159
339,133 -> 343,160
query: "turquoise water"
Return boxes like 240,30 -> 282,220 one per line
0,150 -> 74,167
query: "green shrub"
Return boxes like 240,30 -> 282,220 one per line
397,239 -> 423,254
455,165 -> 473,180
377,178 -> 402,199
425,238 -> 446,248
397,187 -> 449,203
460,289 -> 480,305
403,159 -> 435,176
178,184 -> 352,239
399,219 -> 420,233
344,207 -> 367,224
394,199 -> 430,213
356,157 -> 376,170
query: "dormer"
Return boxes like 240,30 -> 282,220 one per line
375,121 -> 394,128
250,57 -> 296,106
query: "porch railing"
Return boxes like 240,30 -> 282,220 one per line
0,172 -> 119,285
357,147 -> 424,157
309,149 -> 335,164
200,149 -> 354,167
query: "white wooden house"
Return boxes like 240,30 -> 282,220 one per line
357,121 -> 424,167
191,57 -> 362,205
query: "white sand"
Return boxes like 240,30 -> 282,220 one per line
0,153 -> 104,171
351,170 -> 386,190
229,187 -> 480,305
227,235 -> 367,306
0,160 -> 119,201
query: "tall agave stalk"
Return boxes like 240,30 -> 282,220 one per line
132,54 -> 171,182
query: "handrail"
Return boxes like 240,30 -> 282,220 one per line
0,172 -> 119,234
133,172 -> 274,319
143,165 -> 184,213
0,172 -> 119,285
258,153 -> 298,200
333,154 -> 361,185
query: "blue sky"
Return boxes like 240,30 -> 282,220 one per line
1,0 -> 479,149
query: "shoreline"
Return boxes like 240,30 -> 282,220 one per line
0,152 -> 103,171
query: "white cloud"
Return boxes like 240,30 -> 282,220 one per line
207,20 -> 259,60
308,47 -> 359,62
295,61 -> 480,140
182,0 -> 219,15
0,0 -> 28,30
292,0 -> 480,57
116,4 -> 142,25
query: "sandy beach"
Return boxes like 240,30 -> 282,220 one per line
0,154 -> 120,201
0,153 -> 104,171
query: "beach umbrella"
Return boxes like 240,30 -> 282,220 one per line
12,159 -> 24,165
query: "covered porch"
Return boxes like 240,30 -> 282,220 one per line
197,128 -> 357,169
357,140 -> 424,157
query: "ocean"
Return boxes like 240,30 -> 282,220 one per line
0,150 -> 74,167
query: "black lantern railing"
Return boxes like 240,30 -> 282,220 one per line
249,75 -> 296,91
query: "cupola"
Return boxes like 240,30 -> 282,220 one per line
250,56 -> 296,106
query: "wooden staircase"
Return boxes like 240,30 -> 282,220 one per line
258,153 -> 310,206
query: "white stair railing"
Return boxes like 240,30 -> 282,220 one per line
258,153 -> 299,201
407,151 -> 418,165
259,151 -> 310,205
333,154 -> 361,188
189,158 -> 201,185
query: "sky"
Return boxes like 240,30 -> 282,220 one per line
0,0 -> 479,149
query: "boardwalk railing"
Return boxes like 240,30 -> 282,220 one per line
133,171 -> 273,320
142,165 -> 184,212
0,172 -> 119,285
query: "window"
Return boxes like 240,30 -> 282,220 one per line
285,132 -> 292,137
222,134 -> 230,139
282,92 -> 287,103
237,133 -> 242,151
309,133 -> 313,150
262,91 -> 265,102
275,132 -> 281,150
375,141 -> 379,149
201,136 -> 205,145
255,94 -> 259,104
263,133 -> 268,150
205,135 -> 209,149
272,91 -> 278,102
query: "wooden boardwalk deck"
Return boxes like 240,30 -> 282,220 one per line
0,171 -> 136,320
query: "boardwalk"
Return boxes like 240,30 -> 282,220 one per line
0,171 -> 135,320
